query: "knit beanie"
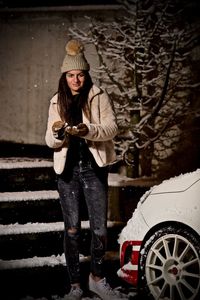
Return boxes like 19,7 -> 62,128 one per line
61,39 -> 90,73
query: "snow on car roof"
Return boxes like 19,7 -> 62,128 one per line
150,169 -> 200,194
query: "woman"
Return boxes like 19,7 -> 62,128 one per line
45,39 -> 123,300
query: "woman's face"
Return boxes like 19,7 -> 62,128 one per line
66,70 -> 86,95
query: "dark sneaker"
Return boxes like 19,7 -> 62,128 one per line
64,286 -> 83,300
89,275 -> 128,300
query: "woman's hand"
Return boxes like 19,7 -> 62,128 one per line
52,121 -> 67,140
66,123 -> 89,137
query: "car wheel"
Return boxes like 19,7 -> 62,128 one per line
139,226 -> 200,300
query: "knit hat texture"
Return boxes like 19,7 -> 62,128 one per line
61,39 -> 90,73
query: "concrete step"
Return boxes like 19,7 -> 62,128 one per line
0,221 -> 124,260
0,190 -> 62,224
0,142 -> 52,158
0,157 -> 56,192
0,190 -> 94,224
0,157 -> 157,192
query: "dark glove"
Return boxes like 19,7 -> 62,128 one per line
66,123 -> 89,137
52,121 -> 66,140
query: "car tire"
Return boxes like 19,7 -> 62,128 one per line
139,226 -> 200,300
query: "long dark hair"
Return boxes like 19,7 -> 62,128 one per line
57,71 -> 93,123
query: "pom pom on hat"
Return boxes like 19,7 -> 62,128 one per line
61,39 -> 90,73
65,39 -> 84,56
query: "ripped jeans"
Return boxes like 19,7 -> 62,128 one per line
57,161 -> 108,284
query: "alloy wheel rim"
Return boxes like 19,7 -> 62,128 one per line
145,234 -> 200,299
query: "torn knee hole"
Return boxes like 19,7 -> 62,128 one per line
67,227 -> 78,234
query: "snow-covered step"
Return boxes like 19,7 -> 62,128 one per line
0,221 -> 64,236
0,221 -> 124,260
0,158 -> 56,192
0,190 -> 62,224
0,251 -> 119,270
0,220 -> 124,236
0,187 -> 127,224
0,157 -> 158,190
0,190 -> 59,202
0,157 -> 53,170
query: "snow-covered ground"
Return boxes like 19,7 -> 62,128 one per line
21,292 -> 138,300
21,288 -> 138,300
19,284 -> 138,300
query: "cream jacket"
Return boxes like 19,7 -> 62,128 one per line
45,85 -> 118,174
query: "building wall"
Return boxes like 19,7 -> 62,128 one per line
0,6 -> 120,145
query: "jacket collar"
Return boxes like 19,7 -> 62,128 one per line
88,84 -> 102,102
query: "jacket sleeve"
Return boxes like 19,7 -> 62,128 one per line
45,95 -> 67,149
84,91 -> 118,142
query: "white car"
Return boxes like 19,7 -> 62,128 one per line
118,169 -> 200,300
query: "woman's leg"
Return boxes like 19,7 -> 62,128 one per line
80,165 -> 108,278
57,168 -> 82,284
